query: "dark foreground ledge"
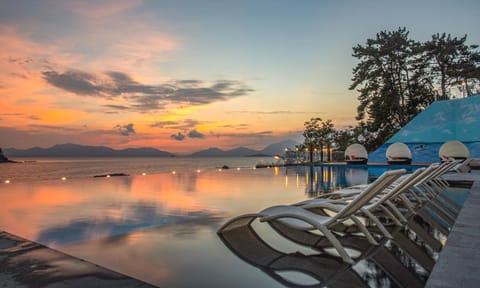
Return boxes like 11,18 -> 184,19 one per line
0,231 -> 158,288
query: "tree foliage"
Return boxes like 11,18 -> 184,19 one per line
350,28 -> 480,150
302,117 -> 335,162
350,28 -> 433,144
332,126 -> 355,152
421,33 -> 480,99
301,29 -> 479,156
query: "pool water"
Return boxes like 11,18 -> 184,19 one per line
0,165 -> 467,287
286,164 -> 423,196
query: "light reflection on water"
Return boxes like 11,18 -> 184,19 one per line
0,165 -> 463,287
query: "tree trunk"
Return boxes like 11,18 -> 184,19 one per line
320,144 -> 324,162
309,145 -> 314,163
440,63 -> 447,99
327,144 -> 331,162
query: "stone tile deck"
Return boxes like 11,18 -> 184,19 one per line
0,231 -> 158,288
426,170 -> 480,287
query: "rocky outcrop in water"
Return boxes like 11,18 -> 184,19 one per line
0,148 -> 10,162
0,148 -> 17,163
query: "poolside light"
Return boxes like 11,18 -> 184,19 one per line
61,177 -> 67,181
218,169 -> 222,172
142,172 -> 147,176
106,174 -> 111,178
237,167 -> 241,171
4,180 -> 10,184
172,171 -> 176,174
197,169 -> 201,173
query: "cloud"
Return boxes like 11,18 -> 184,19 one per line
171,132 -> 185,141
188,129 -> 205,139
1,112 -> 24,117
179,119 -> 200,129
167,119 -> 200,130
0,112 -> 40,121
42,70 -> 102,96
103,104 -> 130,110
9,72 -> 28,79
42,68 -> 254,112
219,123 -> 250,129
29,124 -> 81,132
115,123 -> 135,136
66,0 -> 142,19
211,131 -> 273,138
231,110 -> 323,115
150,121 -> 178,128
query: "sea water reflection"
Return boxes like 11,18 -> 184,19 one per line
0,165 -> 465,287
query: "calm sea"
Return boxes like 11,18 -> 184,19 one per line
0,156 -> 275,182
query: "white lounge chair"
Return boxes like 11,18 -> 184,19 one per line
297,162 -> 460,238
218,169 -> 406,263
453,158 -> 472,173
295,168 -> 423,239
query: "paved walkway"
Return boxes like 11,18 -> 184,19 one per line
0,231 -> 158,288
426,171 -> 480,287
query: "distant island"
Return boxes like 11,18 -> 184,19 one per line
3,143 -> 174,158
3,140 -> 300,158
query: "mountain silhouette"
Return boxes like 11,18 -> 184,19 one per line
4,140 -> 301,158
4,143 -> 173,157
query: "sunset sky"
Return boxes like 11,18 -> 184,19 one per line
1,0 -> 479,153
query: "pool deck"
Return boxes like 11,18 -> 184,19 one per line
0,231 -> 158,288
425,170 -> 480,287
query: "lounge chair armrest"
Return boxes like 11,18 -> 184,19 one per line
301,201 -> 345,212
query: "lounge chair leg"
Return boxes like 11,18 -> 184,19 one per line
349,215 -> 379,245
317,225 -> 354,264
380,205 -> 404,226
362,209 -> 393,239
386,201 -> 408,224
399,195 -> 417,216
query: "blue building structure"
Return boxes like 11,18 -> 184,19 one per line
369,95 -> 480,163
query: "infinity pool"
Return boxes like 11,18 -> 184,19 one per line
0,165 -> 465,287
